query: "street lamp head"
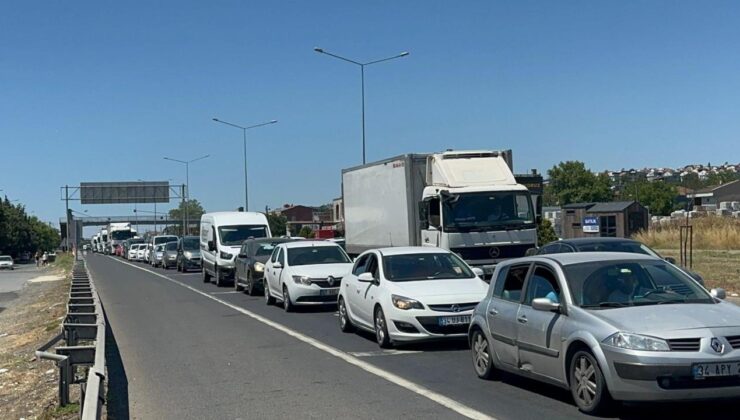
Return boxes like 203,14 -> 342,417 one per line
270,119 -> 278,124
212,118 -> 220,122
399,52 -> 410,57
314,47 -> 324,53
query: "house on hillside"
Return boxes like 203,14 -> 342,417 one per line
686,180 -> 740,207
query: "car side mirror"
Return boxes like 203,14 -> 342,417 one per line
710,288 -> 726,300
358,272 -> 374,283
472,267 -> 484,278
238,253 -> 247,258
273,262 -> 283,269
207,241 -> 215,252
525,248 -> 538,257
664,256 -> 677,264
532,297 -> 561,313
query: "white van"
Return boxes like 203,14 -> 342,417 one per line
201,212 -> 271,286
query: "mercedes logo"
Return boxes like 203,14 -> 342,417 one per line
711,337 -> 725,354
327,276 -> 335,287
489,247 -> 501,259
451,304 -> 461,313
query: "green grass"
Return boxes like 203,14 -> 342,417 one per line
52,252 -> 75,274
40,402 -> 80,420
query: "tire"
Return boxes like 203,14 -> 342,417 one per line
471,329 -> 495,379
235,272 -> 244,292
246,271 -> 257,296
264,280 -> 275,305
570,350 -> 613,415
282,285 -> 294,312
338,297 -> 355,333
202,265 -> 211,283
214,265 -> 223,286
374,307 -> 392,348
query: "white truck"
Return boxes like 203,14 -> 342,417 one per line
91,234 -> 99,253
98,229 -> 108,253
342,150 -> 538,277
106,223 -> 136,255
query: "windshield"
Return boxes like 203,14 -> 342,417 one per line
218,225 -> 268,246
287,245 -> 350,266
0,256 -> 11,261
564,260 -> 713,308
255,242 -> 279,257
382,252 -> 475,282
573,241 -> 660,257
165,242 -> 177,251
442,191 -> 534,232
182,237 -> 199,250
102,234 -> 108,241
111,230 -> 135,241
154,236 -> 178,245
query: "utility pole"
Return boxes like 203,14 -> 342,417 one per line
65,185 -> 70,252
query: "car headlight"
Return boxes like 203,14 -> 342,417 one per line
292,275 -> 312,285
391,295 -> 424,310
254,262 -> 265,272
219,251 -> 233,260
603,332 -> 670,351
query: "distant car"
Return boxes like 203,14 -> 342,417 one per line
339,247 -> 488,348
144,244 -> 153,263
161,241 -> 179,269
235,238 -> 299,295
532,238 -> 705,285
0,255 -> 14,270
176,236 -> 201,272
128,244 -> 141,260
136,245 -> 147,262
469,252 -> 734,415
264,241 -> 353,311
150,244 -> 165,267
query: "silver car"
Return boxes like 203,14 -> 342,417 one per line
469,252 -> 739,414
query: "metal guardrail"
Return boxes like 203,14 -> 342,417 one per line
36,258 -> 106,419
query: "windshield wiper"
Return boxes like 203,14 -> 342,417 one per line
639,289 -> 686,299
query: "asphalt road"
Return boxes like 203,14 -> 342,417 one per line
0,263 -> 44,310
86,254 -> 739,420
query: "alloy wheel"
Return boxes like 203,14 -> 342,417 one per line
573,354 -> 597,408
472,332 -> 491,377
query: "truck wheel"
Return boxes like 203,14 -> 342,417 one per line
214,265 -> 223,286
202,266 -> 211,283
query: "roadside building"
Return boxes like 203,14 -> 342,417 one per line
686,180 -> 740,207
561,201 -> 648,239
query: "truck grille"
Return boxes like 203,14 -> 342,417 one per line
667,338 -> 701,352
450,244 -> 533,261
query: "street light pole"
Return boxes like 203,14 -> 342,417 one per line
164,155 -> 209,235
314,47 -> 409,164
212,118 -> 277,211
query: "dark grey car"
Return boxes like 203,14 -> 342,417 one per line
176,236 -> 201,272
234,238 -> 299,295
161,241 -> 179,269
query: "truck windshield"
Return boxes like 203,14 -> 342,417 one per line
111,230 -> 135,240
218,225 -> 268,246
442,191 -> 534,232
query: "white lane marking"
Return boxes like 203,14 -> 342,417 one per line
104,256 -> 494,420
211,291 -> 240,295
349,350 -> 423,357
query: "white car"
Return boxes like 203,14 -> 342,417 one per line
338,247 -> 488,348
150,244 -> 165,267
143,244 -> 153,263
0,255 -> 14,270
264,241 -> 353,311
136,245 -> 147,262
128,244 -> 141,260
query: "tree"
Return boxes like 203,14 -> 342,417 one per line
619,180 -> 679,216
298,225 -> 315,238
168,199 -> 205,235
0,197 -> 60,257
537,218 -> 559,245
267,213 -> 287,236
545,161 -> 613,206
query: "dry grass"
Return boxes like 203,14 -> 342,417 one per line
656,249 -> 740,293
634,216 -> 740,250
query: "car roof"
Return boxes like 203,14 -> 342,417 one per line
519,252 -> 657,266
554,237 -> 638,244
283,240 -> 340,249
374,246 -> 450,256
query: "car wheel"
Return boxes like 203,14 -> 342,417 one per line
570,350 -> 613,415
471,329 -> 495,379
235,273 -> 244,292
338,297 -> 354,333
264,280 -> 275,305
374,307 -> 392,348
202,265 -> 211,283
246,271 -> 256,296
282,285 -> 294,312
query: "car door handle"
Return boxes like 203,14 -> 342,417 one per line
517,315 -> 528,324
488,308 -> 499,315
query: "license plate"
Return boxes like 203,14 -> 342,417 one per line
438,315 -> 471,326
692,362 -> 740,379
320,288 -> 339,296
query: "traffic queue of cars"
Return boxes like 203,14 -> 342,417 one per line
112,210 -> 739,414
111,234 -> 202,272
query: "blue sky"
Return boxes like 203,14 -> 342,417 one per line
1,0 -> 739,234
